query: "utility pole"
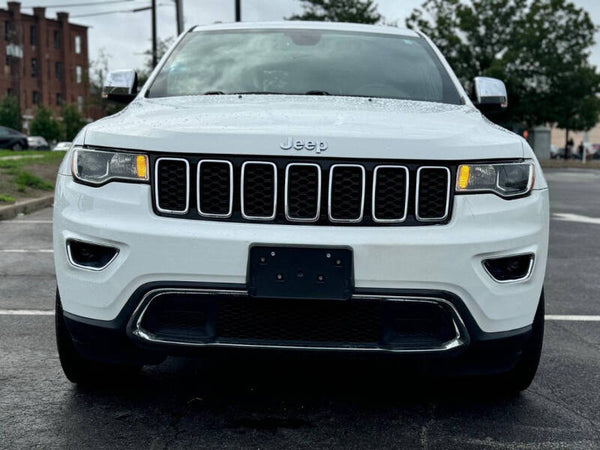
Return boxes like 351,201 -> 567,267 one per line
235,0 -> 241,22
174,0 -> 184,35
151,0 -> 157,67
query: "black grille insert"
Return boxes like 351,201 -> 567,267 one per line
417,167 -> 450,220
373,166 -> 409,222
242,162 -> 277,219
156,158 -> 189,213
285,163 -> 321,221
198,160 -> 232,217
329,165 -> 365,222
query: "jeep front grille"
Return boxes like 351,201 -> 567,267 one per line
152,155 -> 454,226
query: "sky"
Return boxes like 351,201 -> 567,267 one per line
12,0 -> 600,75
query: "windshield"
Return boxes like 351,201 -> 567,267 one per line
147,29 -> 462,104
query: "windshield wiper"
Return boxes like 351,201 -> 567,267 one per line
304,90 -> 331,96
203,91 -> 225,95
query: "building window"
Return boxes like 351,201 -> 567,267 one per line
76,65 -> 82,83
32,91 -> 40,105
56,93 -> 63,106
53,30 -> 60,49
75,35 -> 81,54
55,62 -> 63,80
31,58 -> 38,78
77,96 -> 83,113
7,88 -> 14,97
4,21 -> 9,41
30,25 -> 37,46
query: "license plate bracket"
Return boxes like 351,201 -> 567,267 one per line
247,246 -> 354,300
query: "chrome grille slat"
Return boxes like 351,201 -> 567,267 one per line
155,157 -> 190,215
285,163 -> 321,222
241,161 -> 277,221
328,164 -> 366,223
197,160 -> 233,218
372,165 -> 409,223
415,166 -> 451,222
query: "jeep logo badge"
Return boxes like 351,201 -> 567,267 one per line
280,137 -> 328,154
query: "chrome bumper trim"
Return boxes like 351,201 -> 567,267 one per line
128,288 -> 470,354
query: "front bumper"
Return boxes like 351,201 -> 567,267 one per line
53,175 -> 549,334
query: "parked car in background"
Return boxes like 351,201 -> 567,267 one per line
52,142 -> 72,152
27,136 -> 50,150
0,126 -> 29,150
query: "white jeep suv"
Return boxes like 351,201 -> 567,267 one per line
53,22 -> 549,391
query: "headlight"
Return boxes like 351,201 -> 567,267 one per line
72,148 -> 149,185
456,161 -> 534,198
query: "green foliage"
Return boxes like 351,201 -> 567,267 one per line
30,106 -> 62,143
0,95 -> 22,131
0,194 -> 15,203
62,104 -> 86,141
15,171 -> 53,191
289,0 -> 382,24
407,0 -> 600,130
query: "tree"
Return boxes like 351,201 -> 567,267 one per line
30,106 -> 62,143
62,104 -> 86,141
407,0 -> 600,132
288,0 -> 382,24
0,95 -> 22,131
137,37 -> 176,86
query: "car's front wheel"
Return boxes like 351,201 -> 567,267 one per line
55,290 -> 140,384
499,290 -> 545,393
11,142 -> 22,151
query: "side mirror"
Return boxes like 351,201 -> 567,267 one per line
473,76 -> 508,112
102,69 -> 138,104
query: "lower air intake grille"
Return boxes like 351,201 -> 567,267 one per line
136,293 -> 463,350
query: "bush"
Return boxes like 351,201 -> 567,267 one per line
30,106 -> 62,143
0,194 -> 16,203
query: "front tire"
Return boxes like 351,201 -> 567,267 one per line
11,142 -> 22,151
55,290 -> 140,384
499,290 -> 545,392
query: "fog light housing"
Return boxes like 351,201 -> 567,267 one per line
67,240 -> 119,270
483,254 -> 534,282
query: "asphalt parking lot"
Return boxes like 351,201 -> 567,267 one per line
1,169 -> 599,449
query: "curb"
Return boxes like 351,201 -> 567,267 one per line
0,195 -> 54,221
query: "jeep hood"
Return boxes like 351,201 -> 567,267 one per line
83,95 -> 524,160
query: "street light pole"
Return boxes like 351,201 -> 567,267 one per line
235,0 -> 241,22
151,0 -> 157,67
175,0 -> 184,35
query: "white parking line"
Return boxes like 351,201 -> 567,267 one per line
545,315 -> 600,321
0,249 -> 53,253
1,220 -> 53,224
0,310 -> 54,315
553,213 -> 600,225
1,310 -> 599,321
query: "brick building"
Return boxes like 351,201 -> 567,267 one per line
0,1 -> 88,130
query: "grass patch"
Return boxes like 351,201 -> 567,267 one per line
15,171 -> 53,191
0,194 -> 15,204
0,150 -> 65,203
